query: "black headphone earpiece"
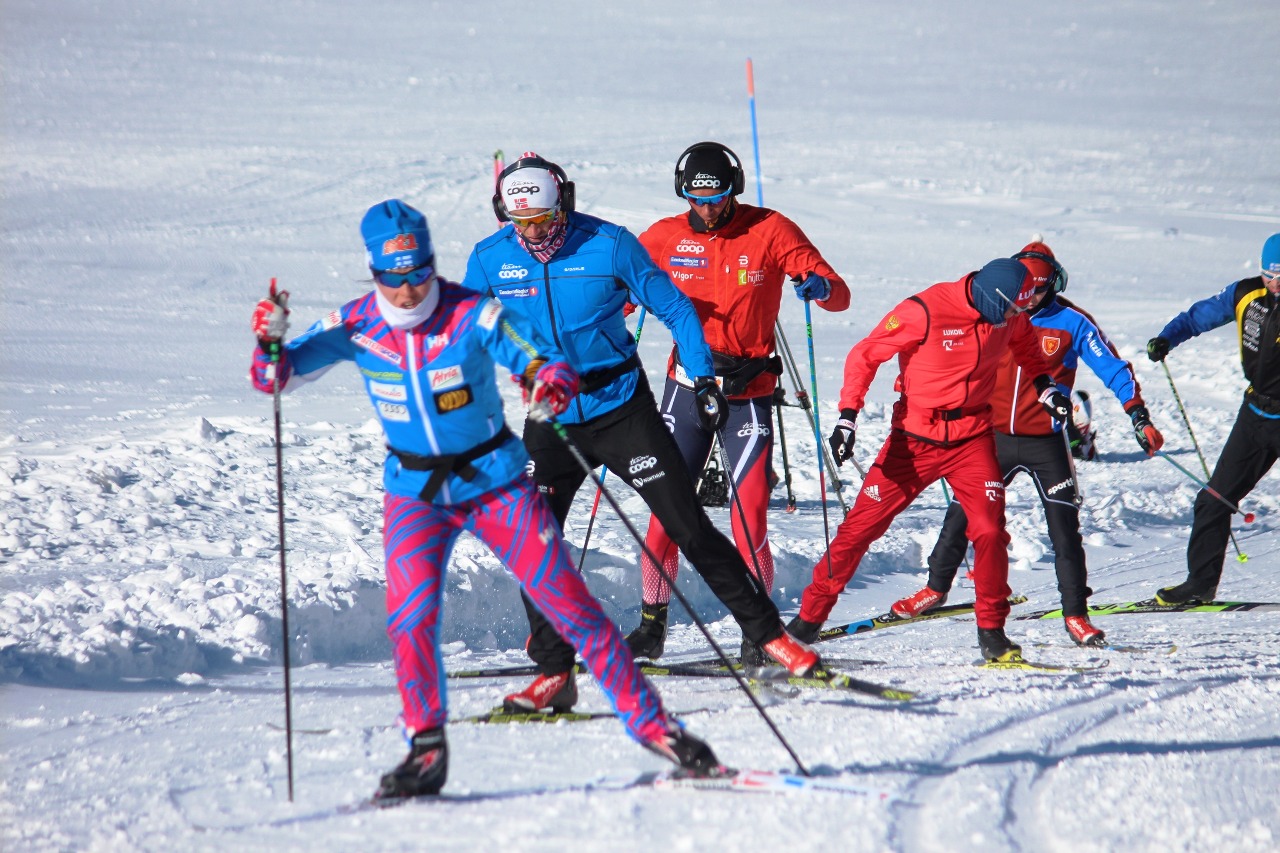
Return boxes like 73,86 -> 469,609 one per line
673,141 -> 745,199
492,155 -> 576,222
1011,250 -> 1069,294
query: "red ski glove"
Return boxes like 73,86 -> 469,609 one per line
252,280 -> 290,344
527,361 -> 579,422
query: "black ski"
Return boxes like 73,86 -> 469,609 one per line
446,656 -> 883,681
1014,599 -> 1280,620
745,668 -> 915,701
457,707 -> 711,725
814,594 -> 1029,642
1030,641 -> 1177,655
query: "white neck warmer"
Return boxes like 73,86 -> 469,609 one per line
375,284 -> 439,330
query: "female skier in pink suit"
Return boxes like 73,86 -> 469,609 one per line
250,199 -> 716,800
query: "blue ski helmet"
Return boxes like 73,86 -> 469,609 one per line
361,200 -> 433,271
970,258 -> 1029,323
1262,233 -> 1280,275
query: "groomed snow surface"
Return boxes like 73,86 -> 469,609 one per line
3,1 -> 1279,851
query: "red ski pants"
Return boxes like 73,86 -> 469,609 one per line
799,429 -> 1013,630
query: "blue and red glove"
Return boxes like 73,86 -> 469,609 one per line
527,361 -> 579,422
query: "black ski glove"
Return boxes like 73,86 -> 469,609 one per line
828,408 -> 858,466
1036,383 -> 1073,422
1127,403 -> 1164,456
1146,337 -> 1170,362
693,377 -> 728,433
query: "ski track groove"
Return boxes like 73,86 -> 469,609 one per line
890,679 -> 1208,852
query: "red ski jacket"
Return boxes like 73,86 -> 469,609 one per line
839,275 -> 1053,447
639,204 -> 849,399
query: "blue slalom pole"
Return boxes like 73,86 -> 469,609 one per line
748,58 -> 834,573
747,59 -> 765,209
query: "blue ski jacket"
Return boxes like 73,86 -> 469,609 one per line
251,280 -> 566,504
1157,277 -> 1280,417
463,212 -> 714,424
991,295 -> 1142,436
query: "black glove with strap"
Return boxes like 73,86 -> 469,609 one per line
828,408 -> 858,466
693,377 -> 729,433
1126,402 -> 1164,456
1033,375 -> 1072,422
1146,337 -> 1170,362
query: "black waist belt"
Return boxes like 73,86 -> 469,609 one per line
579,352 -> 641,394
712,352 -> 782,396
388,425 -> 514,502
676,350 -> 783,396
933,404 -> 989,421
1246,389 -> 1280,415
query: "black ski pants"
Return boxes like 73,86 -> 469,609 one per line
519,378 -> 782,674
1186,403 -> 1280,589
926,431 -> 1092,615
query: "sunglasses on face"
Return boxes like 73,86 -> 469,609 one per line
1262,269 -> 1279,282
682,188 -> 733,207
507,208 -> 559,229
373,262 -> 436,289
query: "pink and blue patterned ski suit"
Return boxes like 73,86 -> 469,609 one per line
251,279 -> 671,744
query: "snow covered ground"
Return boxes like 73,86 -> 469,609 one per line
3,0 -> 1279,850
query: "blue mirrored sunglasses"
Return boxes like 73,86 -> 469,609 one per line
373,261 -> 435,289
682,187 -> 733,206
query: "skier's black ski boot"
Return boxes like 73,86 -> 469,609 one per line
785,614 -> 822,645
646,725 -> 721,777
377,727 -> 448,800
739,635 -> 767,667
977,627 -> 1023,662
1154,579 -> 1218,606
625,603 -> 669,660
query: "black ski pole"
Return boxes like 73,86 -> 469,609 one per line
546,418 -> 811,776
773,387 -> 797,513
577,308 -> 647,571
1161,361 -> 1247,562
265,278 -> 296,802
1060,423 -> 1084,508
